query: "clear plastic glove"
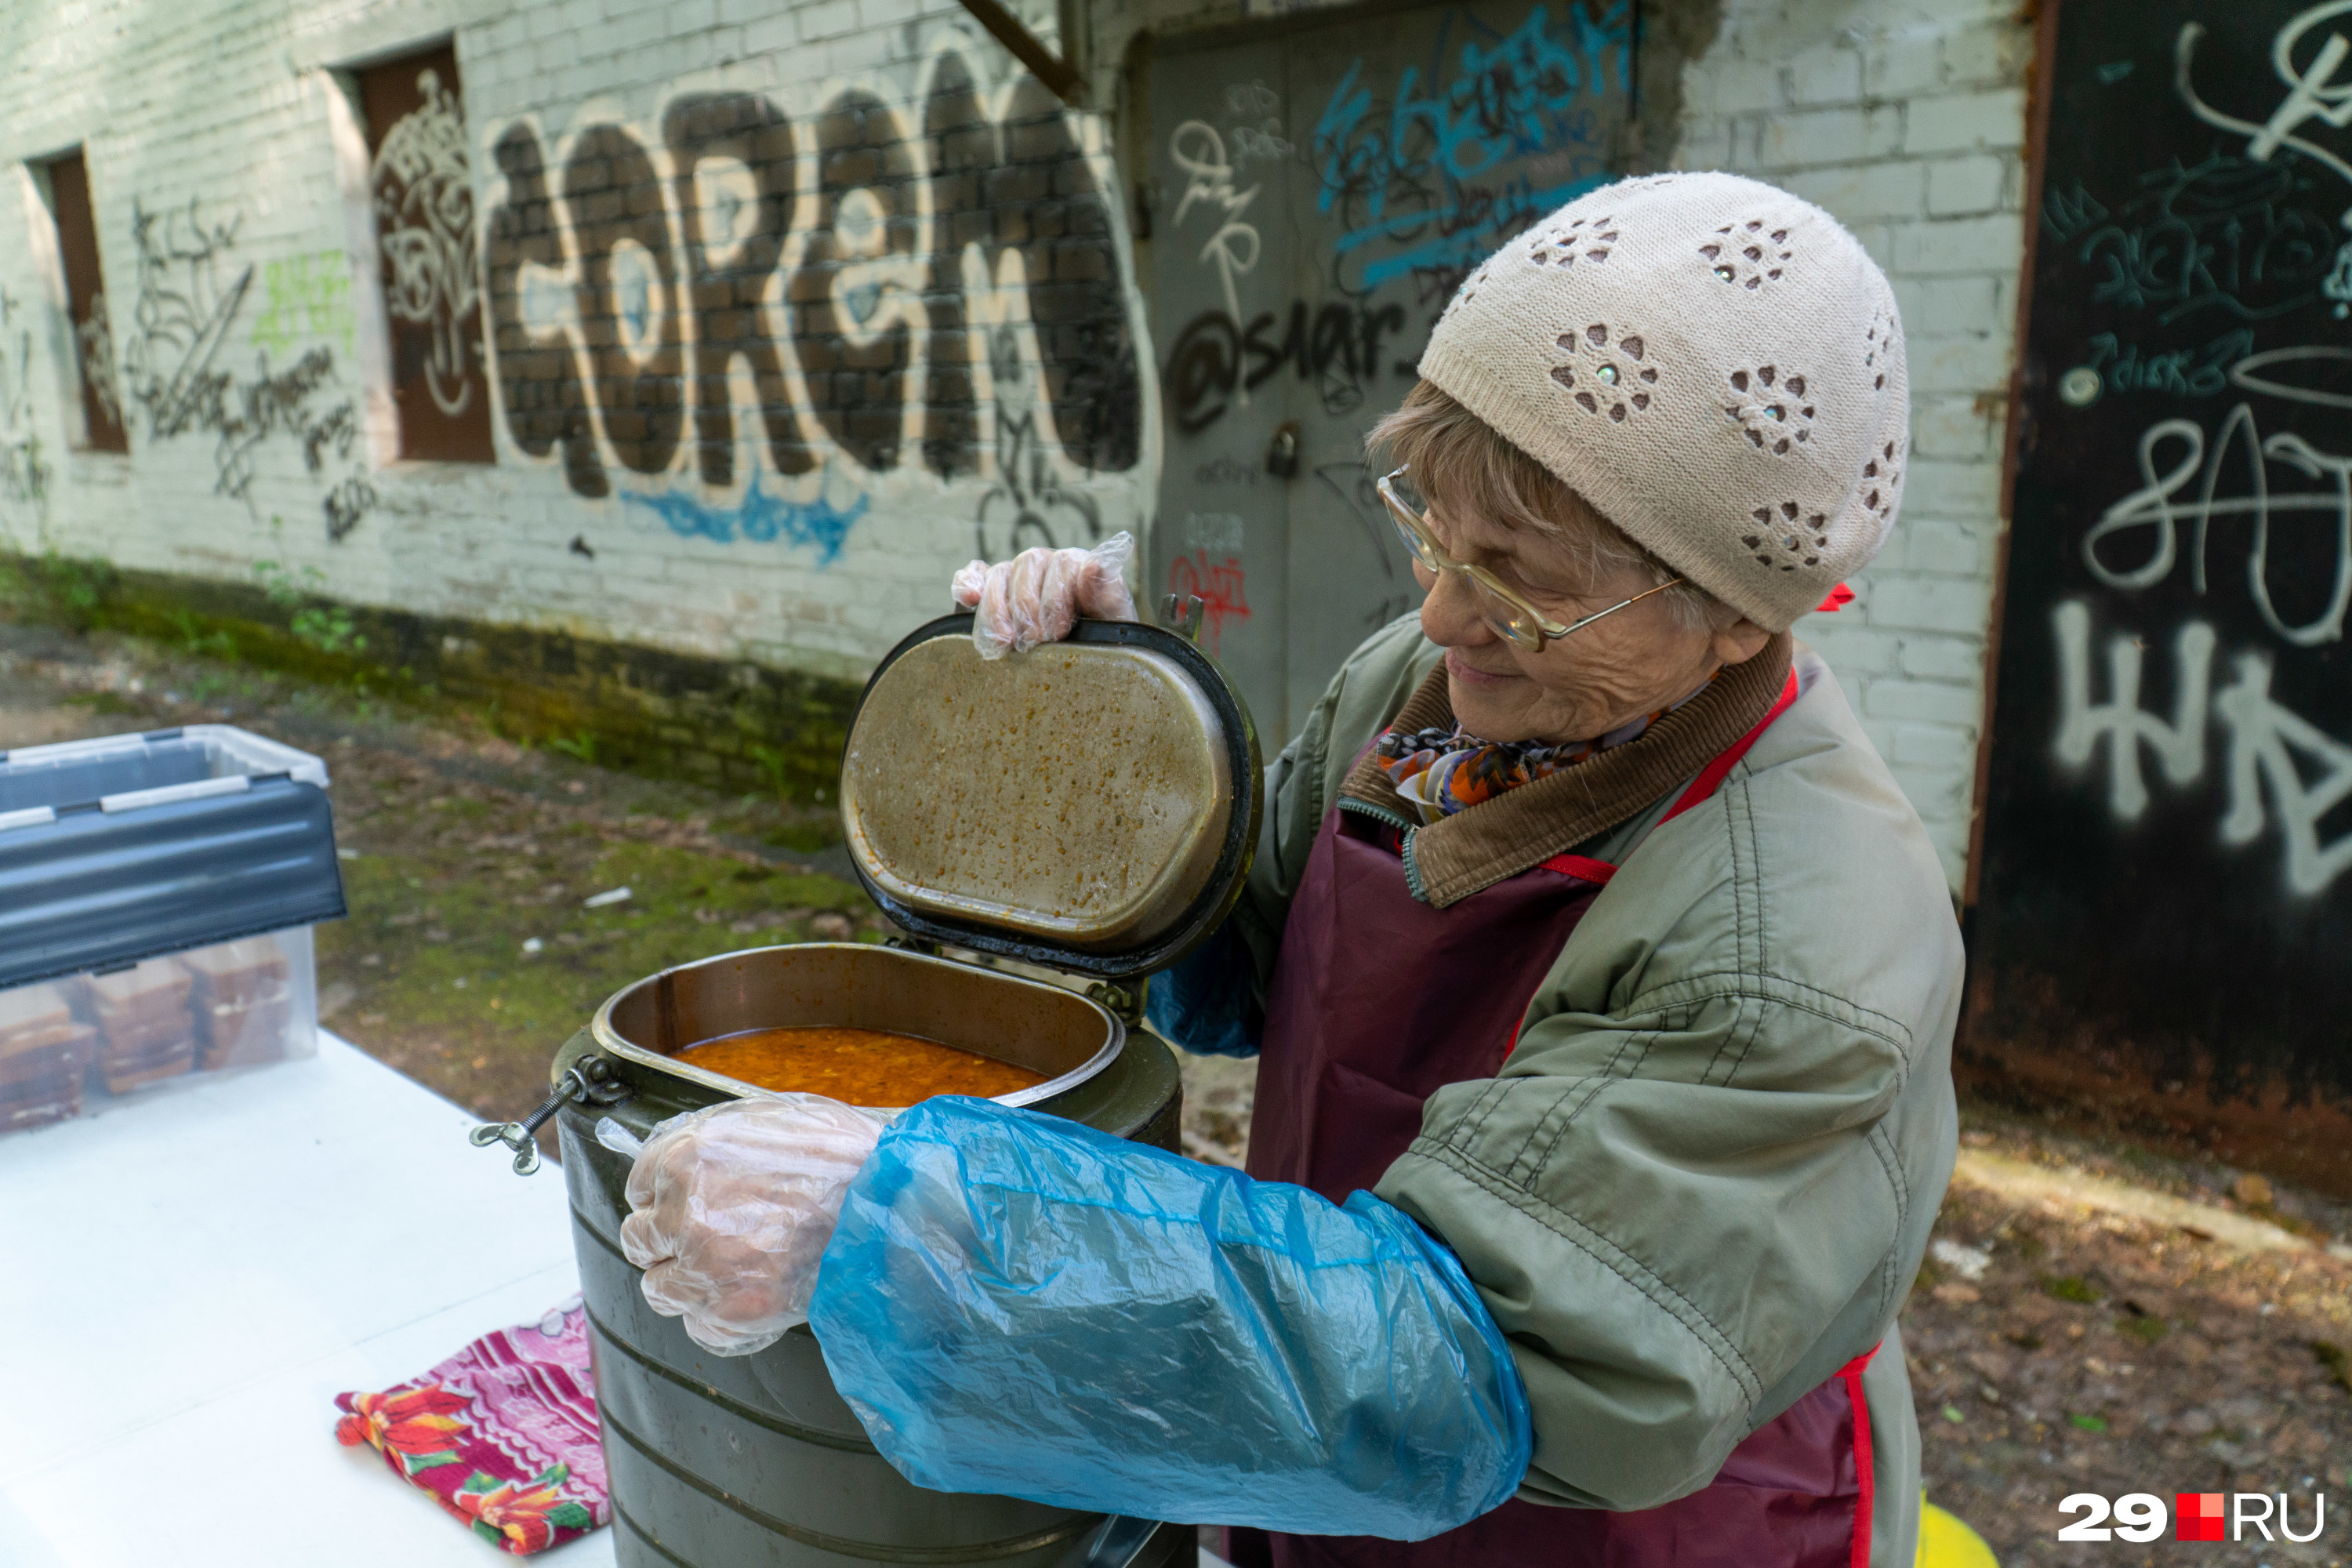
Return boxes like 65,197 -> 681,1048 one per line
949,532 -> 1138,659
619,1095 -> 886,1356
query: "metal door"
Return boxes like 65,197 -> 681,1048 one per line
1147,0 -> 1633,739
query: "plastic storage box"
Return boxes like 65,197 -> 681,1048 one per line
0,726 -> 346,1133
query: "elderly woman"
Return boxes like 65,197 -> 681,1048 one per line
620,172 -> 1961,1568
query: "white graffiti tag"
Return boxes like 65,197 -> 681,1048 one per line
2054,600 -> 2215,821
2054,597 -> 2352,896
2216,649 -> 2352,895
372,68 -> 481,415
1169,121 -> 1263,329
2082,403 -> 2352,646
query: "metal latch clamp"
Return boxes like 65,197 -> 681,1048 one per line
471,1055 -> 633,1175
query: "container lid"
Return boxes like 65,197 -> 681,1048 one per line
0,724 -> 346,990
839,616 -> 1260,980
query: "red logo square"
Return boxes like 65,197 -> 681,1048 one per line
2176,1492 -> 2225,1541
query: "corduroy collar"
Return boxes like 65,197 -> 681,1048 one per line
1337,633 -> 1794,907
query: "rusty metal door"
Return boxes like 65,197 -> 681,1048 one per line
1147,0 -> 1632,739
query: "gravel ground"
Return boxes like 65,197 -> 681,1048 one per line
9,616 -> 2350,1564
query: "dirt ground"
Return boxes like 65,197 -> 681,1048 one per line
6,615 -> 2351,1566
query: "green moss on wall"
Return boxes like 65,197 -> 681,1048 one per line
0,551 -> 864,800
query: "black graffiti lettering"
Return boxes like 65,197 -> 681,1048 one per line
996,77 -> 1140,474
1169,299 -> 1410,430
486,125 -> 607,497
116,198 -> 373,536
564,125 -> 684,476
1310,303 -> 1358,380
484,55 -> 1145,499
791,90 -> 919,474
664,92 -> 813,485
922,62 -> 1142,480
1242,307 -> 1292,392
1361,303 -> 1403,386
1167,311 -> 1241,434
922,53 -> 997,479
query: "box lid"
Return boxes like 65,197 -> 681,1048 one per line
0,725 -> 345,991
838,616 -> 1261,980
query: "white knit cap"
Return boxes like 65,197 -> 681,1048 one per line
1417,172 -> 1908,633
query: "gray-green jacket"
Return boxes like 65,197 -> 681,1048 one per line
1221,618 -> 1961,1567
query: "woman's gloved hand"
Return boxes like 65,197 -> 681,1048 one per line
619,1095 -> 885,1356
949,532 -> 1138,658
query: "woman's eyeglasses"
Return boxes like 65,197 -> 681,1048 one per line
1376,465 -> 1685,651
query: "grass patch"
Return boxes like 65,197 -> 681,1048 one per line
2039,1273 -> 2101,1304
64,690 -> 145,716
2317,1341 -> 2352,1396
2118,1315 -> 2169,1344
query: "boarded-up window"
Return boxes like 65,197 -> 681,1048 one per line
45,151 -> 129,453
358,43 -> 494,462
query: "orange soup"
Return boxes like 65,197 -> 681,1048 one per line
673,1025 -> 1045,1105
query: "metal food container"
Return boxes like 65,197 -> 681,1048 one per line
539,613 -> 1260,1568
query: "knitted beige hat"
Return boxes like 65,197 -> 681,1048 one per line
1417,172 -> 1908,633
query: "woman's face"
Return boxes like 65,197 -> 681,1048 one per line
1415,503 -> 1771,743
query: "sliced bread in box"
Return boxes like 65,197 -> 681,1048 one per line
1,1020 -> 96,1131
82,959 -> 195,1031
198,994 -> 294,1070
0,982 -> 74,1044
180,938 -> 291,1011
0,985 -> 97,1131
100,1032 -> 195,1093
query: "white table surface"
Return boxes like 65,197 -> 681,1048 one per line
0,1033 -> 615,1568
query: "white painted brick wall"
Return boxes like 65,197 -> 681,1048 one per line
0,0 -> 1152,695
1675,0 -> 2034,891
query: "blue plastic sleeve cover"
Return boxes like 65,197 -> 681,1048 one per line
808,1097 -> 1531,1540
1142,918 -> 1261,1058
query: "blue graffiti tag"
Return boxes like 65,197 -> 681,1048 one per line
1313,2 -> 1630,289
624,469 -> 870,563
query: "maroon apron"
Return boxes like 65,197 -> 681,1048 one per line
1232,675 -> 1878,1568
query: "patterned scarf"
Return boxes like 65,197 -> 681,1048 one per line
1375,680 -> 1714,825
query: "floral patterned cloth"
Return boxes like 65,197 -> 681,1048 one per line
1375,680 -> 1714,825
335,1298 -> 606,1555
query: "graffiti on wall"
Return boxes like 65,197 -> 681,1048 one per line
1311,1 -> 1629,297
1158,2 -> 1629,441
974,318 -> 1102,557
2031,2 -> 2352,895
373,67 -> 481,415
1963,0 -> 2352,1106
119,198 -> 376,539
627,471 -> 870,557
1165,296 -> 1408,432
1171,120 -> 1264,332
0,289 -> 51,513
481,45 -> 1149,564
251,252 -> 357,361
75,301 -> 123,434
1167,545 -> 1251,655
2054,389 -> 2352,898
2055,595 -> 2352,898
2176,0 -> 2352,316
